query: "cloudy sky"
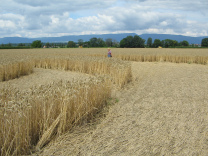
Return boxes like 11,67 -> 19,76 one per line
0,0 -> 208,38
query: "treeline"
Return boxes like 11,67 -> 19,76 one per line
66,38 -> 119,48
149,38 -> 189,48
51,36 -> 208,48
0,43 -> 31,49
1,36 -> 208,49
120,36 -> 208,48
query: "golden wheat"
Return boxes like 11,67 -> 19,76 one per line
0,48 -> 207,155
0,77 -> 111,155
0,48 -> 207,82
0,61 -> 34,82
0,50 -> 132,155
33,56 -> 131,88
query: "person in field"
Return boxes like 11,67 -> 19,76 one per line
107,48 -> 112,57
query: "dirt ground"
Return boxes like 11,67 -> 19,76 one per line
30,62 -> 208,156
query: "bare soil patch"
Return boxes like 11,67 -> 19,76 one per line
34,62 -> 208,156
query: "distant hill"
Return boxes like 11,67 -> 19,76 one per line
0,33 -> 207,44
0,33 -> 136,44
140,34 -> 206,45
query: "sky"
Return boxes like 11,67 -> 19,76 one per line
0,0 -> 208,38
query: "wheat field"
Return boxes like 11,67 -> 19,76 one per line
0,48 -> 207,82
0,48 -> 208,155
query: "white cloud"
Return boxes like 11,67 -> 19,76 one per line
0,0 -> 207,38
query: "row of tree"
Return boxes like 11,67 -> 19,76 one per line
65,36 -> 192,48
67,38 -> 119,48
147,38 -> 190,48
1,36 -> 208,48
113,35 -> 192,48
32,36 -> 208,48
0,43 -> 31,49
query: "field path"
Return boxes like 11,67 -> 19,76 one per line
37,62 -> 208,156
